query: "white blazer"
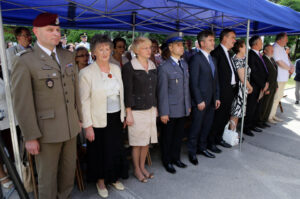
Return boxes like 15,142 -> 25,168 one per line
79,62 -> 125,128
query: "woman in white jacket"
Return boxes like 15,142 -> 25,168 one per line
79,34 -> 128,198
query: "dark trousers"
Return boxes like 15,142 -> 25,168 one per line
244,86 -> 260,131
188,104 -> 214,156
209,86 -> 236,145
161,117 -> 185,166
259,87 -> 277,123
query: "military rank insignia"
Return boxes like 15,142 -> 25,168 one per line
46,79 -> 54,88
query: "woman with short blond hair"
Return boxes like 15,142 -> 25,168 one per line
122,37 -> 157,183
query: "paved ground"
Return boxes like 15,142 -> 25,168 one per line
4,87 -> 300,199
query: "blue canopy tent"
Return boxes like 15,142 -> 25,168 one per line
1,0 -> 300,36
0,0 -> 300,181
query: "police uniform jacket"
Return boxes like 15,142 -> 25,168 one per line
158,57 -> 191,118
11,42 -> 81,143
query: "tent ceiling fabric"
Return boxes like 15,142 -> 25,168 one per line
1,0 -> 300,36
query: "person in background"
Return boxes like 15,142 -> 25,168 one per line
75,46 -> 89,71
158,33 -> 191,174
6,42 -> 13,49
294,58 -> 300,104
188,30 -> 220,164
229,40 -> 253,134
122,37 -> 157,183
66,43 -> 75,52
150,39 -> 163,67
79,34 -> 128,198
184,39 -> 196,62
258,44 -> 278,125
110,37 -> 129,68
77,32 -> 90,51
269,32 -> 294,123
60,34 -> 67,49
6,27 -> 32,72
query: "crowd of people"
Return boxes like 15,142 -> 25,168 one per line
0,12 -> 298,199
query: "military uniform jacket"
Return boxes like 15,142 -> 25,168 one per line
6,44 -> 28,73
158,57 -> 191,118
11,42 -> 81,143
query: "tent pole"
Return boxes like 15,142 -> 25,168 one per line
240,19 -> 251,151
132,11 -> 137,41
0,4 -> 23,179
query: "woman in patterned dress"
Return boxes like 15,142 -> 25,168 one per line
230,40 -> 253,131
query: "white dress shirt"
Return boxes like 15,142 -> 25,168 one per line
273,42 -> 290,82
221,44 -> 236,85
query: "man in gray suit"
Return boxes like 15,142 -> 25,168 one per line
188,30 -> 220,164
6,27 -> 32,72
158,32 -> 191,174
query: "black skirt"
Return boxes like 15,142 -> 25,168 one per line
86,111 -> 129,184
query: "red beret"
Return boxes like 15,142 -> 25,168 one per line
33,13 -> 59,27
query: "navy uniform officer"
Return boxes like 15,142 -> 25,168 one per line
158,32 -> 191,174
11,13 -> 81,199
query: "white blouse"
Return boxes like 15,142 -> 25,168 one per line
100,71 -> 121,113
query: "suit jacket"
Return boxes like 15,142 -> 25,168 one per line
211,45 -> 238,102
79,62 -> 125,128
189,51 -> 219,107
294,59 -> 300,81
248,49 -> 269,90
157,58 -> 191,118
11,42 -> 81,143
263,55 -> 278,90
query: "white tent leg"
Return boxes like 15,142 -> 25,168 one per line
0,4 -> 23,180
239,19 -> 251,151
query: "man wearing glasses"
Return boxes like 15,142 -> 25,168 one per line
6,27 -> 32,73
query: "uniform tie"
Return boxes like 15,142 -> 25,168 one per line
51,52 -> 61,69
178,60 -> 184,72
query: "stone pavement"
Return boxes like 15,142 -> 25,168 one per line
4,88 -> 300,199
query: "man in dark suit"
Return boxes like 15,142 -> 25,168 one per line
244,36 -> 269,136
259,44 -> 278,126
188,30 -> 220,165
208,29 -> 237,153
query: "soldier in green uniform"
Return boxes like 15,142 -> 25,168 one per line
11,13 -> 81,199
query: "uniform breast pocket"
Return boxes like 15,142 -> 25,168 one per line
37,70 -> 60,89
168,73 -> 182,87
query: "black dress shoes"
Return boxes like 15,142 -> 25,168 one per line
199,150 -> 215,158
251,127 -> 263,132
208,145 -> 222,153
256,123 -> 266,129
164,163 -> 176,174
219,140 -> 232,148
188,154 -> 198,165
173,160 -> 187,168
244,129 -> 254,137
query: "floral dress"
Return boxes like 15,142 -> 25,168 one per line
231,55 -> 251,118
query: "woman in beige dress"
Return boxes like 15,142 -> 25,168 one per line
122,37 -> 158,183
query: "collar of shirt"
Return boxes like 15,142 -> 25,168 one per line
17,44 -> 26,50
37,42 -> 59,64
199,48 -> 210,62
220,44 -> 229,55
252,49 -> 261,57
170,56 -> 180,65
265,54 -> 272,60
37,41 -> 57,56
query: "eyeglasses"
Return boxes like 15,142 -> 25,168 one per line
76,54 -> 89,58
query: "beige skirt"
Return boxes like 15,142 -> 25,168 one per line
128,107 -> 158,146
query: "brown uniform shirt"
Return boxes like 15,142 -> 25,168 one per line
11,42 -> 82,143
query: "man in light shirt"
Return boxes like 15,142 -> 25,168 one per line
269,32 -> 294,122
